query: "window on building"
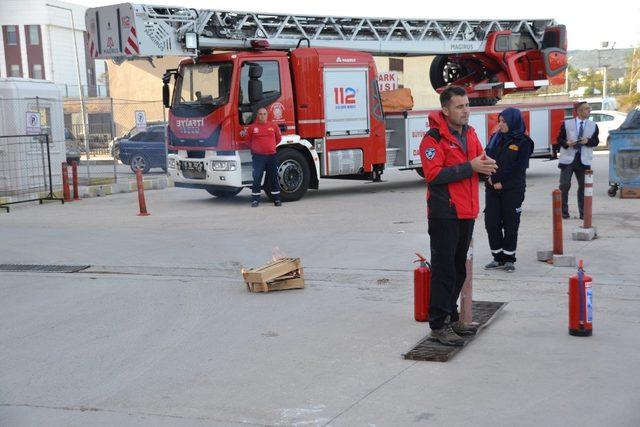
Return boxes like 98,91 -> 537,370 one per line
6,26 -> 18,45
10,64 -> 21,77
88,113 -> 112,134
28,26 -> 40,45
33,64 -> 43,79
389,58 -> 404,72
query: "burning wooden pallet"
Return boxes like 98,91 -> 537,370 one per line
241,258 -> 305,293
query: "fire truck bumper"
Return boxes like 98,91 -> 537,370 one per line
168,151 -> 251,189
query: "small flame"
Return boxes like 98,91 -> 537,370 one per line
272,246 -> 287,261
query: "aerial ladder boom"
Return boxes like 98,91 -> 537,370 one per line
86,3 -> 558,58
86,3 -> 567,104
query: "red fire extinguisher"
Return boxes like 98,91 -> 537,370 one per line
413,253 -> 431,322
568,259 -> 593,336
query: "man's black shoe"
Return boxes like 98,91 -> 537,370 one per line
251,201 -> 259,208
562,213 -> 570,219
274,200 -> 282,207
451,320 -> 478,336
430,324 -> 464,346
484,260 -> 504,270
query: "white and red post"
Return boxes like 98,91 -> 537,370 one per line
573,170 -> 597,241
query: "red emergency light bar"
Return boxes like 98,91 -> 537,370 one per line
250,40 -> 270,49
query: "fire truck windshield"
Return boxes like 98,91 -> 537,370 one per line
173,62 -> 233,111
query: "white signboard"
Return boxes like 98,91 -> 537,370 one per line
468,113 -> 487,148
91,4 -> 135,56
97,6 -> 120,56
25,112 -> 41,135
377,71 -> 399,92
135,110 -> 147,132
323,68 -> 369,136
407,115 -> 428,164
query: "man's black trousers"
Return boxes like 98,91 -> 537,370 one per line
484,187 -> 525,263
251,153 -> 281,202
559,155 -> 586,217
428,218 -> 474,330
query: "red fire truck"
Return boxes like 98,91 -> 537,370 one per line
86,4 -> 569,201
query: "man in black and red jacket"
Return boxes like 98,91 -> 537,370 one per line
419,86 -> 498,346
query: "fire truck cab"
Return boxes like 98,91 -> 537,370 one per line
164,47 -> 385,201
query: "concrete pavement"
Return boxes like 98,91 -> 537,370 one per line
1,152 -> 639,426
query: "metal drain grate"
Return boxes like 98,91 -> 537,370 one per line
0,264 -> 90,273
403,301 -> 507,362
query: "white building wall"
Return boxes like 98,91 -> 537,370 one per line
0,28 -> 6,78
0,1 -> 87,31
18,25 -> 29,78
40,22 -> 52,81
0,0 -> 90,96
48,25 -> 87,97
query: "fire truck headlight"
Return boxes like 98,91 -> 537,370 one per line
228,161 -> 237,171
168,158 -> 177,169
212,161 -> 228,171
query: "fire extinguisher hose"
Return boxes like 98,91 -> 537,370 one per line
414,253 -> 431,268
578,261 -> 585,327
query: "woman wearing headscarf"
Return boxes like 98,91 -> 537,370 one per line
484,107 -> 534,272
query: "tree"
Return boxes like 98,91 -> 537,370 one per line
618,46 -> 640,112
566,65 -> 580,92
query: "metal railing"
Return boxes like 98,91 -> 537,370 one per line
1,96 -> 168,188
0,134 -> 63,212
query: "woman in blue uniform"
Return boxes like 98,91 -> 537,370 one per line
484,107 -> 534,272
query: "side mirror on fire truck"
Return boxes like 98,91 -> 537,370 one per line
162,69 -> 177,109
162,83 -> 171,108
248,64 -> 264,104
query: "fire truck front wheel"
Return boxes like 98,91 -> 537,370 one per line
266,149 -> 310,202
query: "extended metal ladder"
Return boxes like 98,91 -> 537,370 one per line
86,3 -> 558,60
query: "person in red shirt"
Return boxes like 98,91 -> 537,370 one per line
419,85 -> 497,346
250,108 -> 282,207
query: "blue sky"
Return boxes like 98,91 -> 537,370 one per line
77,0 -> 640,51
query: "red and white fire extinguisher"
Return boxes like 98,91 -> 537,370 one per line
568,259 -> 593,336
413,253 -> 431,322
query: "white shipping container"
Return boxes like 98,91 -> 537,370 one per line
0,78 -> 65,195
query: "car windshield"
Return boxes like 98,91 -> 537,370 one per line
126,123 -> 164,139
173,62 -> 233,109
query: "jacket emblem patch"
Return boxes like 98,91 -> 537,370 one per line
509,144 -> 519,151
425,148 -> 436,160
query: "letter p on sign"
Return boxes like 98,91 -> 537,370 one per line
135,110 -> 147,132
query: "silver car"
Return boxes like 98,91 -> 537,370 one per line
589,110 -> 627,149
